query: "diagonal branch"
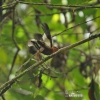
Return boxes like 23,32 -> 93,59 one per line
0,33 -> 100,95
53,15 -> 100,37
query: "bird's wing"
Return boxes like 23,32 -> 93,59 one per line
34,33 -> 43,40
37,40 -> 50,49
41,23 -> 52,47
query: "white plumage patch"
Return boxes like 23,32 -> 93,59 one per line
28,39 -> 36,46
42,33 -> 51,47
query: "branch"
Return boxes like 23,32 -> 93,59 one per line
0,0 -> 2,18
1,95 -> 5,100
75,1 -> 100,11
53,15 -> 100,37
7,8 -> 20,80
29,1 -> 100,17
18,1 -> 100,9
0,33 -> 100,95
0,0 -> 18,22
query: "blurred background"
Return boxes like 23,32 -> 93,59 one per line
0,0 -> 100,100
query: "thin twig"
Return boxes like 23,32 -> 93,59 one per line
53,15 -> 100,37
42,72 -> 57,78
16,56 -> 34,74
0,1 -> 17,9
0,10 -> 12,22
7,8 -> 20,81
1,95 -> 5,100
75,1 -> 100,11
0,1 -> 18,22
18,1 -> 100,9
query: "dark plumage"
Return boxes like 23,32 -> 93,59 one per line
27,23 -> 58,58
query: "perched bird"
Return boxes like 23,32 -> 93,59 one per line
28,23 -> 58,59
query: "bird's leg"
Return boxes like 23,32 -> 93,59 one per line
36,47 -> 44,61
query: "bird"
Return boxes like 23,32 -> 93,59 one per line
28,23 -> 58,60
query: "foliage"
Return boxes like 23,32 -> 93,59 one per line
0,0 -> 100,100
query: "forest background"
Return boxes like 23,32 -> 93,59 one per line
0,0 -> 100,100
